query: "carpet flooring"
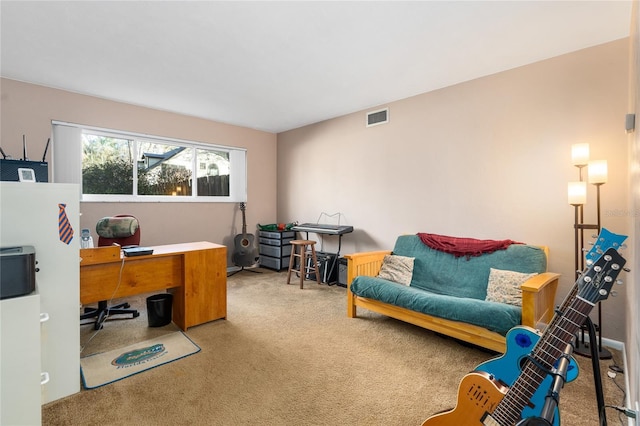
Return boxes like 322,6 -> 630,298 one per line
43,268 -> 628,425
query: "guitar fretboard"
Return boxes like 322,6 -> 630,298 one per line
489,298 -> 591,425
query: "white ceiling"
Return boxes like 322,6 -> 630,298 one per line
0,1 -> 632,133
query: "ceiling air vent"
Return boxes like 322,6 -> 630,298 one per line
366,107 -> 389,127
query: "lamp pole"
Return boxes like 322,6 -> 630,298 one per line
569,148 -> 611,359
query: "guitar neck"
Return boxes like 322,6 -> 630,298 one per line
491,297 -> 591,424
239,203 -> 247,234
241,209 -> 247,234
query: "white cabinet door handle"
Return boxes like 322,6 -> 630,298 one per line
40,372 -> 50,385
40,312 -> 50,323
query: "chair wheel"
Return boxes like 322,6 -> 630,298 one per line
133,312 -> 140,318
123,303 -> 130,309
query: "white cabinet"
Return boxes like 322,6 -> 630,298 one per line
0,292 -> 42,425
0,182 -> 80,412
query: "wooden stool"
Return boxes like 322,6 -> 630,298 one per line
286,240 -> 321,289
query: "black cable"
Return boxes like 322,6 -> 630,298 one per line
601,405 -> 623,426
604,405 -> 637,424
80,255 -> 126,353
604,351 -> 629,425
609,351 -> 624,373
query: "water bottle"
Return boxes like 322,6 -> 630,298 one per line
80,228 -> 94,248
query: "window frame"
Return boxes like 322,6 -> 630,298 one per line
52,121 -> 247,203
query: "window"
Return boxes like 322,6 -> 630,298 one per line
52,122 -> 246,202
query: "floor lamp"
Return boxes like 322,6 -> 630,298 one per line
568,143 -> 611,359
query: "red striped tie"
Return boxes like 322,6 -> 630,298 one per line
58,203 -> 74,244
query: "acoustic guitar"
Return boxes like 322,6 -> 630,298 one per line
473,228 -> 627,425
231,202 -> 259,268
422,247 -> 626,426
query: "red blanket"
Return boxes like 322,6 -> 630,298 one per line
417,233 -> 521,258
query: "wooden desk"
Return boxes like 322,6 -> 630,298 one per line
80,241 -> 227,331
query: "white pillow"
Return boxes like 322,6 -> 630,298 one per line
377,254 -> 415,286
485,268 -> 537,306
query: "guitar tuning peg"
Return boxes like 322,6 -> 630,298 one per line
582,248 -> 590,252
587,242 -> 595,246
591,234 -> 598,239
610,290 -> 619,297
620,244 -> 627,250
623,267 -> 631,273
616,279 -> 624,285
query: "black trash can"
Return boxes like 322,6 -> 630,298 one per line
146,293 -> 173,327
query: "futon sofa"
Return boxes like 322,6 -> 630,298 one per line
345,234 -> 560,352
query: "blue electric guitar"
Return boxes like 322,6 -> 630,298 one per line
474,228 -> 627,425
423,247 -> 627,425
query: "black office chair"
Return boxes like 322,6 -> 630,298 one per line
80,214 -> 141,330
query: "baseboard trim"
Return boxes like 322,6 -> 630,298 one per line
576,332 -> 625,351
601,336 -> 625,352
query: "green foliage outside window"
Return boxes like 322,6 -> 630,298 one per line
81,133 -> 230,197
83,159 -> 134,194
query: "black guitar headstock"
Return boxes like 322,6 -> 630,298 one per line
578,247 -> 626,304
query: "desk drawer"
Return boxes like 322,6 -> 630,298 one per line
258,230 -> 295,239
80,255 -> 182,304
259,243 -> 292,258
259,237 -> 294,247
259,255 -> 287,271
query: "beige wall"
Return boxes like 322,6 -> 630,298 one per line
277,39 -> 631,342
0,78 -> 278,258
626,0 -> 639,411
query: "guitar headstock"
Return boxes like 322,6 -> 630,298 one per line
578,247 -> 627,304
585,227 -> 628,266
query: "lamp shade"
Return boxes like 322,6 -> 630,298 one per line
568,181 -> 587,205
588,160 -> 608,184
571,143 -> 590,166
